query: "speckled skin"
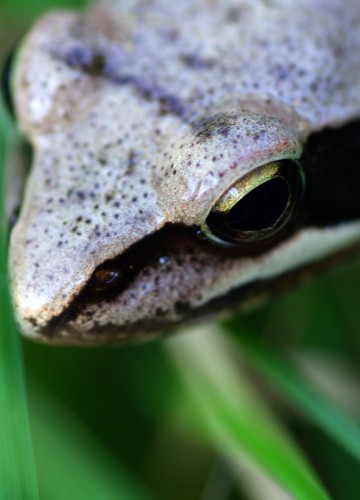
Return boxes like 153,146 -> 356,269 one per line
9,0 -> 360,344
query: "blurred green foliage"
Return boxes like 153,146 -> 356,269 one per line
1,1 -> 360,499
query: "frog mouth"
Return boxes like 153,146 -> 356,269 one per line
45,222 -> 288,328
36,234 -> 360,346
33,217 -> 360,346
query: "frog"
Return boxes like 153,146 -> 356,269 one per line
5,0 -> 360,345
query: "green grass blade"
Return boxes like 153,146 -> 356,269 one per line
0,109 -> 39,497
29,377 -> 156,500
167,326 -> 330,500
229,320 -> 360,463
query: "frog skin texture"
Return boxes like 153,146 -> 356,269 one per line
9,0 -> 360,345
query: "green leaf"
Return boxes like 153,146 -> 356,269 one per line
28,378 -> 156,500
228,320 -> 360,464
167,326 -> 330,500
0,105 -> 39,497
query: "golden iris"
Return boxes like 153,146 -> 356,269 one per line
202,160 -> 305,246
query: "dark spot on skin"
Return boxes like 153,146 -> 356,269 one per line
192,113 -> 238,140
125,150 -> 137,175
225,6 -> 243,22
156,307 -> 168,317
76,191 -> 85,200
158,94 -> 186,117
160,27 -> 179,42
64,46 -> 106,76
28,317 -> 38,327
174,301 -> 191,314
271,64 -> 290,81
179,54 -> 216,70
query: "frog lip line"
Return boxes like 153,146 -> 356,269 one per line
34,238 -> 360,345
44,223 -> 291,330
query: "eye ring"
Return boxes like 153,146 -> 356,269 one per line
202,159 -> 305,246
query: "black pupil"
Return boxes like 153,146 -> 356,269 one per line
225,178 -> 289,232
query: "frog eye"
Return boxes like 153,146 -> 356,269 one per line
202,160 -> 305,246
1,50 -> 16,118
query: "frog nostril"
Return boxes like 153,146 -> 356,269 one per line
91,268 -> 123,292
